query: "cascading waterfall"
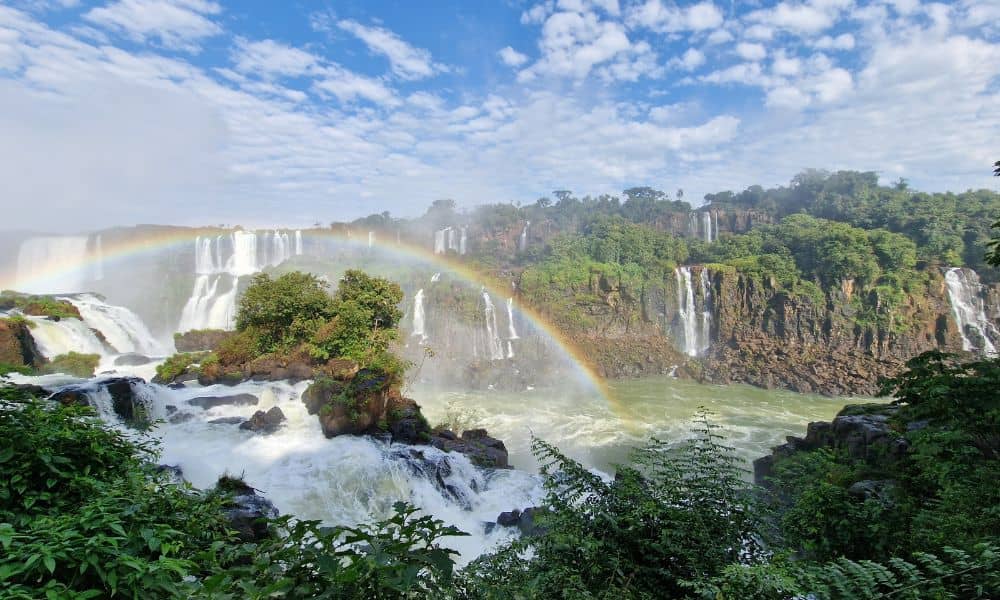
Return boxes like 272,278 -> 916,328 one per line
675,267 -> 700,357
16,236 -> 92,293
505,298 -> 518,359
702,211 -> 714,243
944,267 -> 999,357
26,316 -> 107,359
518,222 -> 530,252
434,228 -> 448,254
412,289 -> 427,343
482,291 -> 505,361
180,230 -> 300,332
64,294 -> 167,355
459,227 -> 467,255
698,269 -> 712,354
83,380 -> 543,563
431,273 -> 441,283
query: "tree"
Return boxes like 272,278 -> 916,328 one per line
235,272 -> 337,352
334,269 -> 404,332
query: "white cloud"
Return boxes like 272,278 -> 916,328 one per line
736,41 -> 767,61
498,46 -> 529,67
815,33 -> 855,49
83,0 -> 221,51
706,28 -> 734,44
627,0 -> 724,33
766,85 -> 811,109
743,24 -> 775,40
518,9 -> 644,82
746,2 -> 838,35
337,19 -> 446,80
521,1 -> 556,25
313,66 -> 398,106
771,50 -> 802,76
673,47 -> 705,71
700,62 -> 766,85
233,38 -> 317,77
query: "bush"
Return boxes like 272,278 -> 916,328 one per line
40,352 -> 100,378
154,352 -> 208,383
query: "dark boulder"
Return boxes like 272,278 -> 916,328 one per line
0,318 -> 44,369
216,477 -> 278,542
301,377 -> 346,415
240,406 -> 286,433
495,506 -> 547,537
188,393 -> 258,410
154,464 -> 185,484
386,396 -> 431,444
432,428 -> 510,469
208,416 -> 245,425
49,377 -> 149,428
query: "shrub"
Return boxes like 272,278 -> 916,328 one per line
40,352 -> 100,378
154,352 -> 209,383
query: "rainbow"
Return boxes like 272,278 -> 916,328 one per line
2,227 -> 612,400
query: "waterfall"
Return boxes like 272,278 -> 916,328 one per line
698,269 -> 712,354
431,272 -> 441,283
93,235 -> 104,281
27,317 -> 107,359
713,211 -> 719,241
675,267 -> 699,357
944,268 -> 999,357
229,231 -> 259,276
64,294 -> 167,355
181,230 -> 298,332
412,289 -> 427,343
518,222 -> 530,252
506,298 -> 519,341
687,213 -> 698,239
447,228 -> 457,252
16,236 -> 91,294
459,227 -> 467,255
702,212 -> 713,243
434,228 -> 448,254
368,231 -> 375,248
482,291 -> 505,360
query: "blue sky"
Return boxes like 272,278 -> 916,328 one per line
0,0 -> 997,231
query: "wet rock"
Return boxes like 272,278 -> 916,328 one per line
392,447 -> 471,508
155,464 -> 185,484
495,506 -> 547,537
0,317 -> 45,370
114,353 -> 152,366
49,377 -> 149,428
386,395 -> 430,444
301,377 -> 346,415
239,406 -> 286,433
432,428 -> 510,469
216,478 -> 278,542
209,416 -> 245,425
189,393 -> 258,410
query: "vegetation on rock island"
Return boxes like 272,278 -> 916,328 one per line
3,347 -> 998,598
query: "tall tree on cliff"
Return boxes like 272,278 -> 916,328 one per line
989,161 -> 1000,267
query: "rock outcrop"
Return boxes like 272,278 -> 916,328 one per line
432,429 -> 510,469
49,377 -> 149,427
215,477 -> 278,542
189,393 -> 258,410
754,403 -> 905,486
239,406 -> 286,433
0,318 -> 44,370
173,329 -> 234,352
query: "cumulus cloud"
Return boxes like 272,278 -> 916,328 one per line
498,46 -> 529,67
627,0 -> 724,33
672,47 -> 705,71
736,42 -> 767,61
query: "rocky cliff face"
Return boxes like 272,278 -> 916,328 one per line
701,270 -> 966,396
539,266 -> 994,397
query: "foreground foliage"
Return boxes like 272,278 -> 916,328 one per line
4,351 -> 999,598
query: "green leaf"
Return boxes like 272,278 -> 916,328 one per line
43,556 -> 56,574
